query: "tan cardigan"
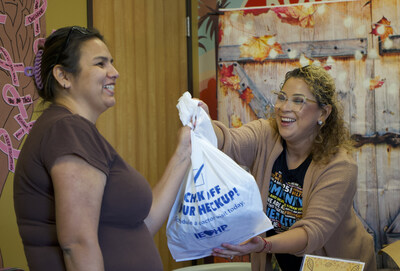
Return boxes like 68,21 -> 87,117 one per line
212,119 -> 376,271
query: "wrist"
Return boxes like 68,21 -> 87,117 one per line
172,146 -> 190,163
256,236 -> 272,253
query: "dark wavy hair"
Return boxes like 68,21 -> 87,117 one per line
35,26 -> 104,103
274,65 -> 354,164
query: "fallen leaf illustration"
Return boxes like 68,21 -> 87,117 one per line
219,64 -> 235,78
240,35 -> 283,61
371,16 -> 393,41
244,8 -> 270,16
369,76 -> 385,90
230,114 -> 243,128
222,75 -> 241,90
272,5 -> 317,28
240,87 -> 254,104
218,64 -> 241,94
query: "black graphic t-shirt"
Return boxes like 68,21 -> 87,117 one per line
265,145 -> 311,271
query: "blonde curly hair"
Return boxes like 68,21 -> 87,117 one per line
276,65 -> 354,164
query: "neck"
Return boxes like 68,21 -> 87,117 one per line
55,97 -> 99,124
285,140 -> 313,169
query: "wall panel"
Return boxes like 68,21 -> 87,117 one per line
92,1 -> 190,269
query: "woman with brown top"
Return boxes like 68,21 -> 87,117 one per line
14,26 -> 191,271
206,65 -> 376,271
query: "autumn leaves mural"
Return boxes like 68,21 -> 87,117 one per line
216,1 -> 396,124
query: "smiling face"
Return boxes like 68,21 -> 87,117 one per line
67,38 -> 119,121
274,77 -> 324,147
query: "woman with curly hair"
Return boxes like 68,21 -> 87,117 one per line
203,65 -> 376,271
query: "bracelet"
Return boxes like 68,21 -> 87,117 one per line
256,236 -> 272,253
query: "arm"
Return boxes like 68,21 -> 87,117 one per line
289,158 -> 358,254
212,228 -> 308,259
198,101 -> 265,169
144,126 -> 191,235
213,153 -> 357,259
52,155 -> 106,271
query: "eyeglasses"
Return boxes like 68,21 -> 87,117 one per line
54,26 -> 89,65
273,91 -> 318,112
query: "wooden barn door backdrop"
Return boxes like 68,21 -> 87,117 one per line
213,0 -> 400,269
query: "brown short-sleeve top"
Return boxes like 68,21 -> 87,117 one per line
14,105 -> 163,271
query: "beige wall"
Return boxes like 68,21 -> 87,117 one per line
46,0 -> 87,34
0,1 -> 86,269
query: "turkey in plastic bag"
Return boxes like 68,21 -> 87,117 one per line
166,92 -> 273,262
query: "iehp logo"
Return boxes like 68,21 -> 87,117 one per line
194,225 -> 229,239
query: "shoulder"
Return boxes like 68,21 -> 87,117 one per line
44,106 -> 98,135
34,105 -> 94,131
37,105 -> 109,153
310,147 -> 357,185
52,114 -> 97,133
40,109 -> 113,174
325,148 -> 357,169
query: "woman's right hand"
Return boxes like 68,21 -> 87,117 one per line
212,236 -> 266,259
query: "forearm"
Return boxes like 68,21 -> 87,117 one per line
145,149 -> 190,235
263,227 -> 308,254
62,242 -> 104,271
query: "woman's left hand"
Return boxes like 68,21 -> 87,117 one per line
212,236 -> 263,259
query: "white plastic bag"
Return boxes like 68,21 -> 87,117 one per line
166,92 -> 273,262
